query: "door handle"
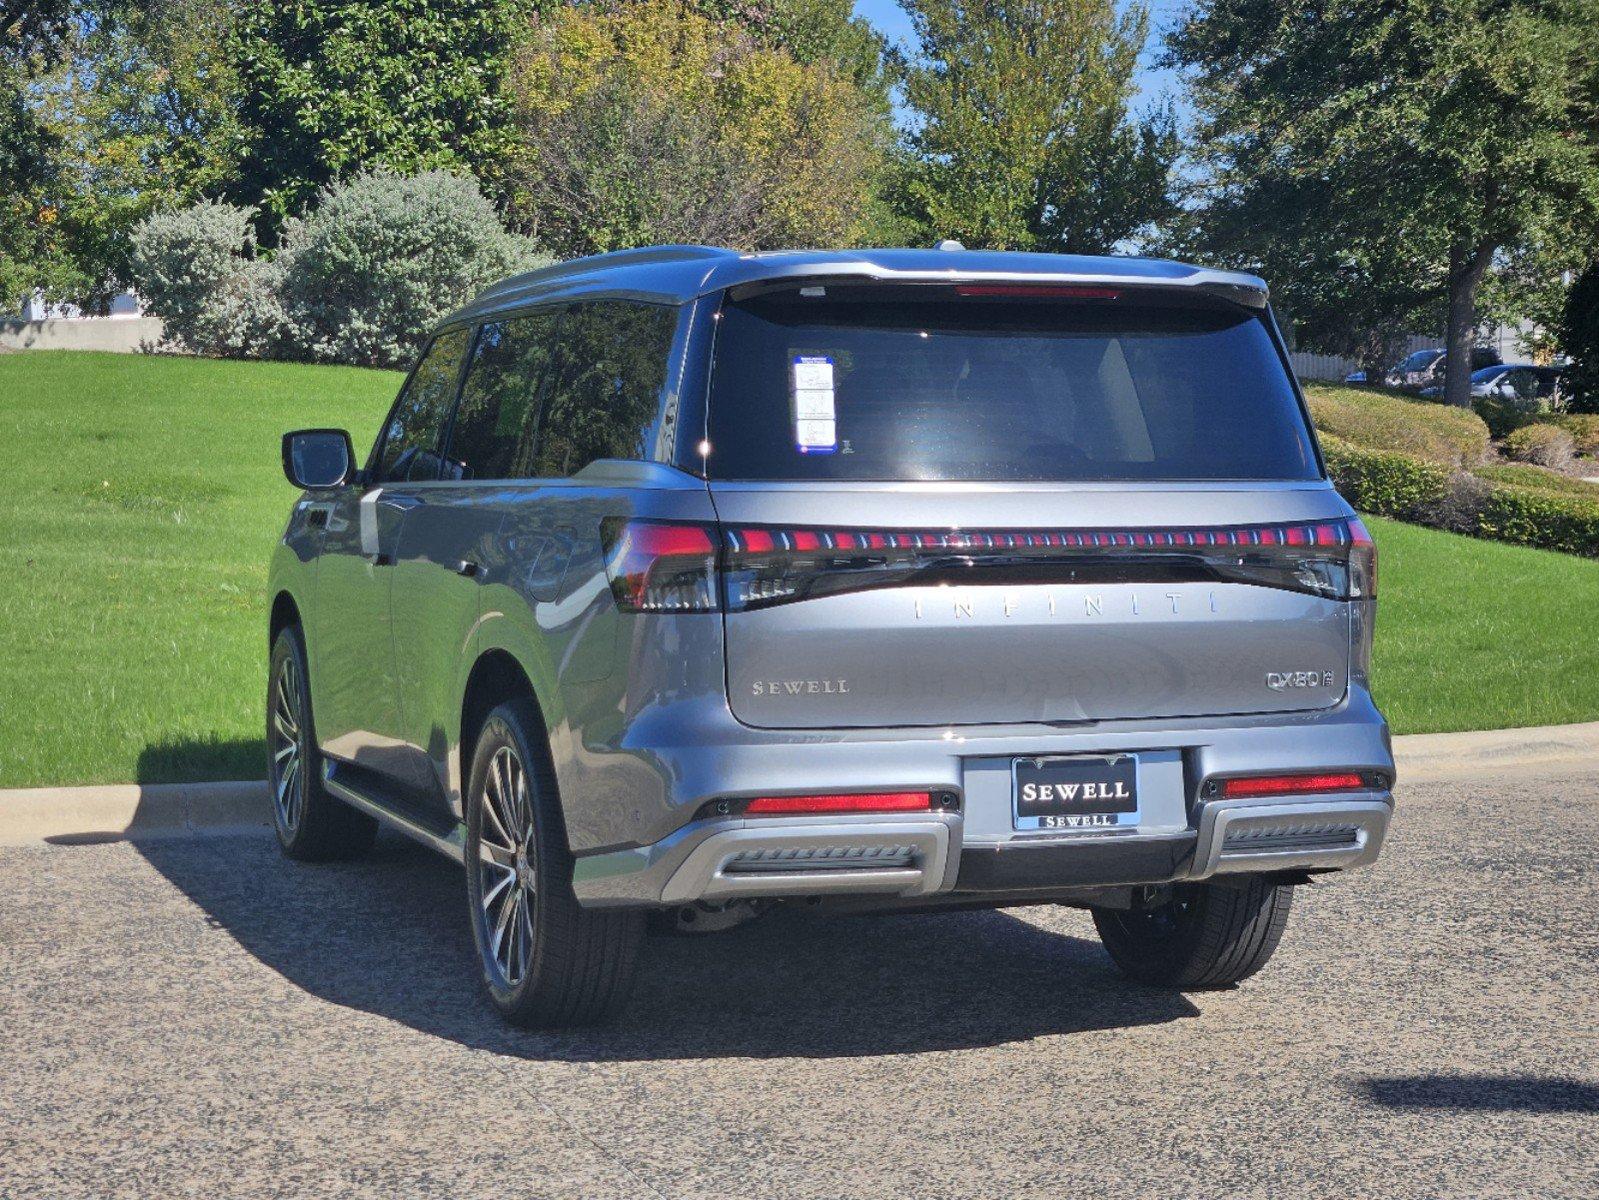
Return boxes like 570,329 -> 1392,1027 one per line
377,494 -> 424,512
455,559 -> 480,578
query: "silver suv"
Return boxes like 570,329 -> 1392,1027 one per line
269,246 -> 1394,1027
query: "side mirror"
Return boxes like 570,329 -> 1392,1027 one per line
282,428 -> 356,489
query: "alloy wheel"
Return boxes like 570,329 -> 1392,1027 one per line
476,745 -> 537,987
270,655 -> 306,832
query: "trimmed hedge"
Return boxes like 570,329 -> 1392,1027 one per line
1323,435 -> 1599,557
1474,462 -> 1599,498
1503,423 -> 1576,469
1477,483 -> 1599,558
1303,385 -> 1491,466
1319,434 -> 1452,519
1549,413 -> 1599,458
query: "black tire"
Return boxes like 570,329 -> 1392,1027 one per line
1092,876 -> 1293,990
464,698 -> 644,1027
267,624 -> 378,861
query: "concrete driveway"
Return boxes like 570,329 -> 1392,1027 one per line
1,761 -> 1595,1199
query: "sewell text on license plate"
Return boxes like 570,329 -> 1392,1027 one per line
1012,754 -> 1139,831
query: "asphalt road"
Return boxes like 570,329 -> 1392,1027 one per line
2,764 -> 1596,1200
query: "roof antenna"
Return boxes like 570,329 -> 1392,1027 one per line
933,238 -> 965,252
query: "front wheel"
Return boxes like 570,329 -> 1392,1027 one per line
464,698 -> 644,1027
267,624 -> 377,861
1092,876 -> 1293,990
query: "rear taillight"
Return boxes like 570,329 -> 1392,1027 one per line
743,791 -> 935,815
601,517 -> 1375,614
722,518 -> 1376,611
1216,772 -> 1373,799
600,518 -> 718,612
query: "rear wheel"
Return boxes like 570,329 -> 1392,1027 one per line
267,625 -> 378,861
1092,876 -> 1293,989
464,698 -> 644,1027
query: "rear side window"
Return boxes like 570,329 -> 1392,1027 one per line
534,301 -> 678,477
446,311 -> 560,480
373,327 -> 470,483
704,286 -> 1319,483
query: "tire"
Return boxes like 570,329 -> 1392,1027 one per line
464,698 -> 644,1027
1092,876 -> 1293,990
267,624 -> 378,861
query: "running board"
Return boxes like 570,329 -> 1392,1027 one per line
322,762 -> 466,864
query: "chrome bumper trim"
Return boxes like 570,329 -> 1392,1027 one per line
1190,794 -> 1392,878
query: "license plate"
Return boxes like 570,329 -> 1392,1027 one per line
1012,754 -> 1139,831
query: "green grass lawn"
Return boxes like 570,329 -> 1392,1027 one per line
0,351 -> 399,787
0,351 -> 1597,787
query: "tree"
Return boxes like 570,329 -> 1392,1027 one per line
892,0 -> 1176,253
230,0 -> 541,231
1559,257 -> 1599,412
505,0 -> 892,256
1170,0 -> 1599,407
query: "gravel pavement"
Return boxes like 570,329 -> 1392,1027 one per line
1,763 -> 1595,1200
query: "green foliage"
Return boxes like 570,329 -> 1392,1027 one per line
505,0 -> 890,255
29,0 -> 246,307
1559,257 -> 1599,413
1473,462 -> 1599,497
1473,388 -> 1550,439
893,0 -> 1175,252
1303,385 -> 1490,466
231,0 -> 540,229
1477,481 -> 1599,558
1548,413 -> 1599,457
1170,1 -> 1599,408
1503,423 -> 1576,470
1318,435 -> 1454,520
131,172 -> 545,367
127,199 -> 287,358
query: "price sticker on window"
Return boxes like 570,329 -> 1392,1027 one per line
791,354 -> 837,454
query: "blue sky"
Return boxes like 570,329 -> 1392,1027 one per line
850,0 -> 1189,116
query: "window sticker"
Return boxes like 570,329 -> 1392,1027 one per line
791,354 -> 837,454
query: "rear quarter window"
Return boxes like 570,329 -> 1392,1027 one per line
704,285 -> 1320,483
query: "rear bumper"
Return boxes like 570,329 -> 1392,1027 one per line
571,689 -> 1395,907
573,791 -> 1390,906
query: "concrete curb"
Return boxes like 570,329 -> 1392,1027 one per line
0,781 -> 269,847
1,722 -> 1596,846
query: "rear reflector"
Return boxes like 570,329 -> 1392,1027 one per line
743,791 -> 934,815
1219,773 -> 1369,799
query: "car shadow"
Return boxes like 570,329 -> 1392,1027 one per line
133,831 -> 1200,1062
1357,1075 -> 1599,1114
136,736 -> 264,784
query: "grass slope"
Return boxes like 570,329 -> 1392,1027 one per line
0,353 -> 1595,786
0,351 -> 399,786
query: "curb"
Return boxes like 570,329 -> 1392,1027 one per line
1,722 -> 1596,847
0,781 -> 269,847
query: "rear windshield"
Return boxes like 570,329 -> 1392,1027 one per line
704,285 -> 1320,483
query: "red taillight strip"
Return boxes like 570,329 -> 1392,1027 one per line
743,791 -> 934,815
723,520 -> 1355,554
1218,772 -> 1370,799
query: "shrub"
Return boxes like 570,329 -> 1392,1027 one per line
279,170 -> 548,368
128,201 -> 287,358
1503,423 -> 1576,470
1474,463 -> 1599,498
1318,434 -> 1452,519
1303,385 -> 1490,466
1473,389 -> 1550,439
1548,413 -> 1599,458
1477,482 -> 1599,558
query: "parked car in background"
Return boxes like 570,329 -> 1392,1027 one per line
1418,363 -> 1563,402
269,245 -> 1395,1028
1387,346 -> 1501,391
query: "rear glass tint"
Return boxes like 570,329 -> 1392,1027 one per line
704,286 -> 1319,482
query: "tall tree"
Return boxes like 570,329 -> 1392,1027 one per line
1170,0 -> 1599,407
0,0 -> 76,310
893,0 -> 1176,253
230,0 -> 541,231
